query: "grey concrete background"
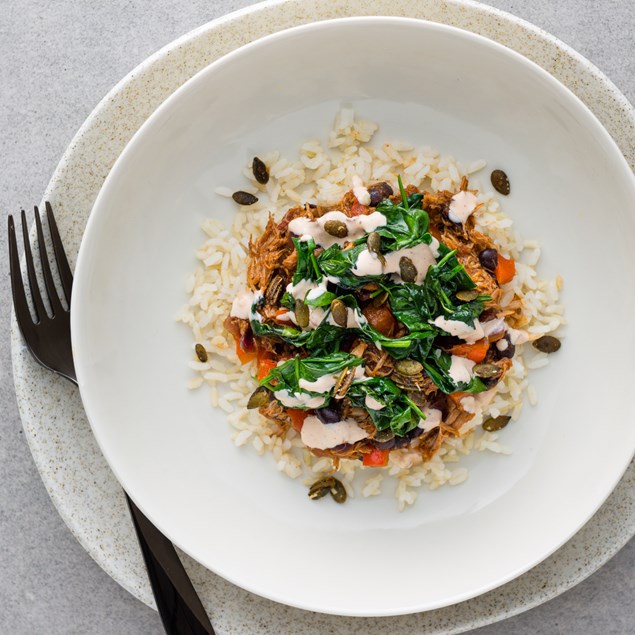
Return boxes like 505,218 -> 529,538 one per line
1,1 -> 633,633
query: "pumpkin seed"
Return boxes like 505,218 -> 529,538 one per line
392,373 -> 425,391
252,156 -> 269,184
406,390 -> 426,407
532,335 -> 561,354
330,478 -> 347,504
232,190 -> 258,205
309,476 -> 337,500
308,485 -> 331,500
265,275 -> 285,305
372,290 -> 389,308
490,169 -> 510,195
247,386 -> 270,409
482,415 -> 511,432
456,289 -> 480,302
295,299 -> 309,328
323,219 -> 348,238
374,429 -> 395,442
367,232 -> 386,266
399,256 -> 418,282
394,359 -> 423,376
330,299 -> 348,327
334,366 -> 355,399
473,363 -> 503,379
194,343 -> 208,363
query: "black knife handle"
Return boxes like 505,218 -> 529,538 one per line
126,496 -> 215,635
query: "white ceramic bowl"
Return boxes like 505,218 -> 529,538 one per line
72,17 -> 635,616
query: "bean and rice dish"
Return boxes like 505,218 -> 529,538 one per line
177,110 -> 564,509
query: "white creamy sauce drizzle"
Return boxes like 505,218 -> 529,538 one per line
298,375 -> 338,394
300,416 -> 369,450
364,394 -> 385,410
284,277 -> 368,331
448,355 -> 475,385
308,307 -> 327,328
275,390 -> 326,409
288,211 -> 386,248
249,291 -> 264,322
448,191 -> 478,224
230,289 -> 256,320
284,279 -> 329,328
278,366 -> 367,408
353,239 -> 440,284
352,175 -> 371,205
432,316 -> 484,344
418,407 -> 443,433
286,279 -> 323,301
482,318 -> 506,338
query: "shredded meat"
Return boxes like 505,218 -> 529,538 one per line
258,399 -> 291,431
230,179 -> 519,470
247,214 -> 292,293
362,343 -> 394,376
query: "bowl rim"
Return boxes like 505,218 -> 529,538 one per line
71,15 -> 635,616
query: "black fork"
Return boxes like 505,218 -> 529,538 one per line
8,203 -> 75,382
8,203 -> 214,635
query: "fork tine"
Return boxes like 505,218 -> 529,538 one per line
8,215 -> 36,336
20,209 -> 48,323
45,202 -> 73,303
34,206 -> 64,315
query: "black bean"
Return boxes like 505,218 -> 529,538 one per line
407,426 -> 425,440
252,157 -> 269,184
393,435 -> 411,449
373,438 -> 396,451
232,191 -> 258,205
368,181 -> 394,207
494,334 -> 515,360
491,169 -> 510,195
479,248 -> 499,272
316,405 -> 340,424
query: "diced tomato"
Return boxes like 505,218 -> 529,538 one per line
350,201 -> 370,216
257,357 -> 277,381
449,339 -> 490,363
495,254 -> 516,285
235,340 -> 257,365
287,408 -> 308,432
363,448 -> 390,467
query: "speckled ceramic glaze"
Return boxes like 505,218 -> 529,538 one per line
10,0 -> 635,632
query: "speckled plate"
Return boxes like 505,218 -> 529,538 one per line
10,0 -> 635,631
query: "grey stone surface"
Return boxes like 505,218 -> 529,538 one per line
0,1 -> 633,633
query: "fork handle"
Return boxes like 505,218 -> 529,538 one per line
126,496 -> 215,635
65,378 -> 213,634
